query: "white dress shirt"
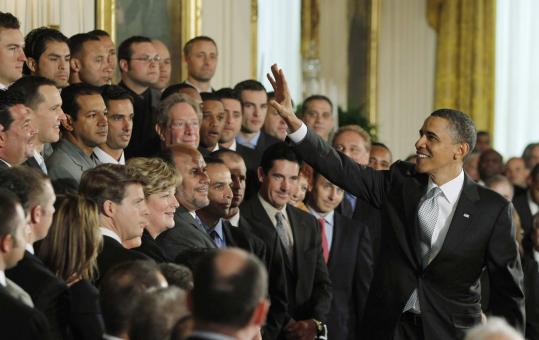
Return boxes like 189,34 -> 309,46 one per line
528,191 -> 539,216
258,194 -> 294,245
93,147 -> 125,165
226,211 -> 240,227
0,271 -> 6,287
307,206 -> 335,252
100,227 -> 122,243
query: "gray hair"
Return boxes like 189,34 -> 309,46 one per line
155,93 -> 202,129
464,317 -> 524,340
430,108 -> 477,153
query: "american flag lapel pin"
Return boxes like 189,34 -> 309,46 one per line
463,213 -> 470,218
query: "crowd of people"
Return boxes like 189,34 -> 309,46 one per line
0,9 -> 538,340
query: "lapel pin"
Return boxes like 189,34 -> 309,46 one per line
463,213 -> 470,218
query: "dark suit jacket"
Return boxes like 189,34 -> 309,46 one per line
326,212 -> 373,340
24,156 -> 46,173
292,128 -> 525,340
513,190 -> 534,234
135,229 -> 170,263
222,219 -> 267,263
0,285 -> 51,340
95,235 -> 150,285
236,214 -> 288,340
6,250 -> 70,339
68,279 -> 104,340
156,207 -> 216,261
0,159 -> 11,169
241,197 -> 332,325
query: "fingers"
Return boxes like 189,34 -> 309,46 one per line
267,72 -> 277,91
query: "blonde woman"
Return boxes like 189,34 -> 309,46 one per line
37,194 -> 104,340
126,157 -> 182,262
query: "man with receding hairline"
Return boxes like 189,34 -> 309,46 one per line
0,12 -> 26,89
182,36 -> 218,93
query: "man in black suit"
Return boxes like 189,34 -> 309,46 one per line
157,144 -> 216,260
79,164 -> 150,283
0,87 -> 37,169
305,171 -> 373,340
268,64 -> 524,339
514,163 -> 539,235
0,188 -> 52,339
214,148 -> 288,340
10,76 -> 65,174
241,142 -> 332,340
1,167 -> 69,339
187,248 -> 269,340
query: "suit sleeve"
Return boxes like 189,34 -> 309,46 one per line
486,202 -> 525,332
353,224 -> 374,331
291,128 -> 388,208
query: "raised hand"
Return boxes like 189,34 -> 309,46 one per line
267,64 -> 302,133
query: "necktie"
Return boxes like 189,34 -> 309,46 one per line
210,230 -> 223,249
319,218 -> 329,263
417,186 -> 443,265
275,212 -> 293,260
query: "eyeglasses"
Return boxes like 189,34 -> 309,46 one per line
130,55 -> 161,64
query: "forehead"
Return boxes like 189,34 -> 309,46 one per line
9,104 -> 29,120
202,100 -> 224,112
82,40 -> 107,55
38,84 -> 61,102
207,163 -> 231,178
107,98 -> 133,113
241,90 -> 267,102
371,145 -> 390,157
131,41 -> 157,55
269,159 -> 299,174
189,40 -> 217,53
152,41 -> 170,56
334,130 -> 366,145
221,98 -> 241,110
123,183 -> 144,199
507,158 -> 524,167
421,116 -> 452,135
168,102 -> 198,120
220,154 -> 246,171
43,40 -> 69,54
76,93 -> 106,110
306,99 -> 332,111
176,152 -> 204,169
98,35 -> 114,48
0,28 -> 23,43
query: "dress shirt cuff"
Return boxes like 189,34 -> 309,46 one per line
288,123 -> 308,143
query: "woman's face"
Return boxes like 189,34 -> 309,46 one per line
289,175 -> 309,207
146,186 -> 179,234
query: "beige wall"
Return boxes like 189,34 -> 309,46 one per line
377,0 -> 436,160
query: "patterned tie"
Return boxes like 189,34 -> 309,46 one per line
210,230 -> 224,249
275,212 -> 293,260
319,218 -> 329,263
417,186 -> 443,265
403,186 -> 443,313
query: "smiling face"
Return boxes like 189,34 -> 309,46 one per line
258,159 -> 299,210
289,174 -> 309,207
414,116 -> 467,184
200,100 -> 225,148
309,174 -> 344,214
172,152 -> 209,211
105,98 -> 133,150
159,102 -> 200,148
146,186 -> 179,236
219,153 -> 247,209
32,85 -> 65,145
0,28 -> 26,86
0,104 -> 37,165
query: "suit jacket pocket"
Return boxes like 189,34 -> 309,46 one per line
451,313 -> 482,329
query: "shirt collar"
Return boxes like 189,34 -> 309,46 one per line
206,219 -> 224,239
25,244 -> 34,255
100,227 -> 122,243
237,131 -> 261,148
102,334 -> 125,340
190,330 -> 235,340
426,170 -> 464,204
0,159 -> 11,168
33,150 -> 45,165
258,193 -> 287,222
93,147 -> 125,165
0,271 -> 6,287
227,211 -> 240,227
307,205 -> 335,225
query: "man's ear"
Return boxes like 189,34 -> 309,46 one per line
250,298 -> 270,327
102,200 -> 116,218
70,57 -> 81,72
257,167 -> 265,184
119,59 -> 129,73
0,128 -> 6,147
0,234 -> 13,254
61,114 -> 74,131
155,123 -> 165,142
455,142 -> 470,161
26,58 -> 38,73
29,205 -> 42,225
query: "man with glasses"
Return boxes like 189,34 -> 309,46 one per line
118,36 -> 161,158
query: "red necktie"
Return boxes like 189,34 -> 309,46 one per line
319,218 -> 329,264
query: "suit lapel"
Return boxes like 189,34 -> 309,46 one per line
401,175 -> 428,268
328,213 -> 343,266
286,205 -> 302,274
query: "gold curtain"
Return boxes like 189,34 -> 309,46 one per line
427,0 -> 495,132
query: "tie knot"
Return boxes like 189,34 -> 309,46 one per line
275,212 -> 284,224
426,186 -> 443,199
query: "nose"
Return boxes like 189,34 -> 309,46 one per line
58,109 -> 67,122
97,112 -> 108,126
415,135 -> 425,150
141,201 -> 150,217
18,48 -> 26,62
224,185 -> 233,200
59,58 -> 68,70
170,195 -> 180,208
185,122 -> 195,134
280,179 -> 289,192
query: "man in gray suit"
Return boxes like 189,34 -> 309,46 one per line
46,83 -> 107,189
157,144 -> 216,260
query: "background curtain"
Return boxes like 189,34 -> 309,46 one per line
427,0 -> 495,132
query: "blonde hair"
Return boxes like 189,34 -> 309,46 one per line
332,124 -> 372,151
37,194 -> 102,282
126,157 -> 182,197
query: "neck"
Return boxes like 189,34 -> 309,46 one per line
226,207 -> 239,219
121,75 -> 148,95
194,322 -> 256,340
69,73 -> 82,85
99,143 -> 123,161
429,165 -> 463,186
100,216 -> 124,241
239,130 -> 258,141
65,133 -> 95,156
33,141 -> 44,153
145,225 -> 162,239
220,140 -> 233,149
197,210 -> 220,228
187,76 -> 211,92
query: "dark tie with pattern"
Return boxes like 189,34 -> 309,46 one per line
275,212 -> 293,260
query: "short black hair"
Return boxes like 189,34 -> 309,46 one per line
371,141 -> 390,152
430,108 -> 477,153
211,148 -> 244,162
0,87 -> 25,131
200,92 -> 220,102
100,84 -> 134,107
100,260 -> 164,337
522,143 -> 539,169
183,35 -> 216,57
158,263 -> 193,290
204,156 -> 226,166
192,250 -> 267,328
260,142 -> 301,175
118,35 -> 152,62
61,83 -> 102,121
234,80 -> 267,102
477,130 -> 490,137
0,187 -> 21,239
0,167 -> 49,215
215,87 -> 240,101
68,33 -> 100,57
9,75 -> 57,110
87,29 -> 111,38
300,94 -> 333,116
23,27 -> 69,75
0,11 -> 20,29
530,164 -> 539,183
161,83 -> 197,101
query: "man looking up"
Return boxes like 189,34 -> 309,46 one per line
183,36 -> 218,93
118,35 -> 161,158
269,64 -> 524,339
68,33 -> 112,87
0,12 -> 26,89
0,88 -> 37,169
24,27 -> 70,88
94,85 -> 134,165
46,83 -> 108,188
10,76 -> 66,173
